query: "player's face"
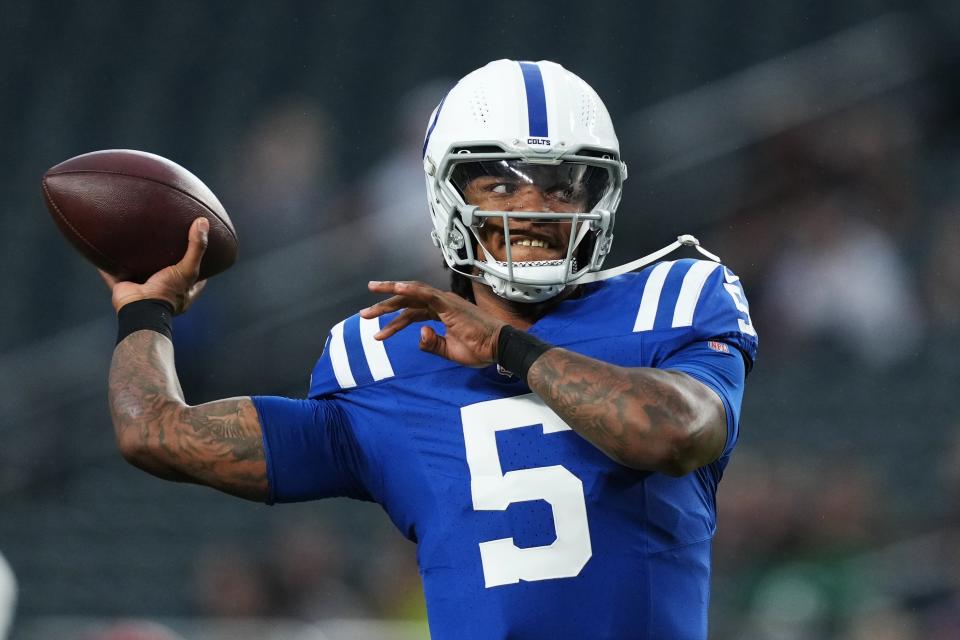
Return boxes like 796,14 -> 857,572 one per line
462,176 -> 584,263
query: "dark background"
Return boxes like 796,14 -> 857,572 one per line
1,1 -> 959,638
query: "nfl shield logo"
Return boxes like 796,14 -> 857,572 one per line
708,341 -> 729,354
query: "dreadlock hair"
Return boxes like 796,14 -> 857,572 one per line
447,261 -> 476,303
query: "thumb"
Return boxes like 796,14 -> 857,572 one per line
178,217 -> 210,280
97,269 -> 119,291
419,325 -> 447,359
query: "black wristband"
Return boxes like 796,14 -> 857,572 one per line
116,299 -> 174,345
496,325 -> 554,381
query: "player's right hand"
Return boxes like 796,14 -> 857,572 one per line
99,217 -> 210,315
362,280 -> 506,367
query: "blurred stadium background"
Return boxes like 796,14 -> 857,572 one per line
1,1 -> 959,638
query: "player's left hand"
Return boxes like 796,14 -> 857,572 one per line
362,281 -> 506,367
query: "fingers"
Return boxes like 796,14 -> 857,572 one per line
176,218 -> 210,281
360,294 -> 418,320
362,281 -> 456,343
367,280 -> 446,307
419,325 -> 448,359
362,281 -> 448,325
376,307 -> 432,340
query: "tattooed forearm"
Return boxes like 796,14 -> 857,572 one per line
109,330 -> 267,500
526,348 -> 725,475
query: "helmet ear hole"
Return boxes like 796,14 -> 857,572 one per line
450,217 -> 474,262
575,228 -> 603,274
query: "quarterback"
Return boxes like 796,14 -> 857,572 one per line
104,60 -> 757,639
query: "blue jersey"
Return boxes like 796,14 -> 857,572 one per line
254,259 -> 757,640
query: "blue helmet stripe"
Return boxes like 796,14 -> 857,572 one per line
422,92 -> 449,159
518,61 -> 548,138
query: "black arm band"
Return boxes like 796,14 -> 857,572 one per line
116,299 -> 174,345
496,325 -> 554,381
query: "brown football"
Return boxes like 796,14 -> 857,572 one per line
42,149 -> 238,283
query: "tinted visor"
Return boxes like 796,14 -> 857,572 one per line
451,160 -> 610,214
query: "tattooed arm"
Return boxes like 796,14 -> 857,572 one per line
109,330 -> 266,500
526,349 -> 726,476
102,218 -> 266,501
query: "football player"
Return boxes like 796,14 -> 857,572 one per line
103,60 -> 757,639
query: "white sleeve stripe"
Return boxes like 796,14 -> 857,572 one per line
672,261 -> 721,328
359,316 -> 395,381
633,261 -> 674,332
329,320 -> 357,389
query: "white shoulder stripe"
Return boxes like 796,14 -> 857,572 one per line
359,316 -> 395,381
633,261 -> 674,332
672,261 -> 721,328
329,320 -> 357,389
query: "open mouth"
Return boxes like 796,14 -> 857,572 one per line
500,231 -> 562,260
511,238 -> 549,248
476,223 -> 571,263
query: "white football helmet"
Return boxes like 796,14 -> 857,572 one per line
422,59 -> 627,303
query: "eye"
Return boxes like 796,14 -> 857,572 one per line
490,182 -> 516,195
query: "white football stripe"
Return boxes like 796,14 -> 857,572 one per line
672,261 -> 721,328
329,320 -> 356,389
633,261 -> 674,332
359,316 -> 395,381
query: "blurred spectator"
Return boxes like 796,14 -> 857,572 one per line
192,544 -> 271,618
715,453 -> 888,639
917,426 -> 960,638
357,80 -> 450,284
714,101 -> 927,369
844,606 -> 921,640
266,519 -> 370,620
762,188 -> 923,368
0,551 -> 14,640
222,97 -> 339,256
935,427 -> 960,526
714,452 -> 808,568
923,206 -> 960,334
925,593 -> 960,640
175,97 -> 341,397
81,621 -> 186,640
189,518 -> 424,625
781,103 -> 920,236
800,458 -> 882,551
360,534 -> 425,622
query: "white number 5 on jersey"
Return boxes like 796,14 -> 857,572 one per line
461,393 -> 592,588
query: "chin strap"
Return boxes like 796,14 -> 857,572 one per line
576,235 -> 721,284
